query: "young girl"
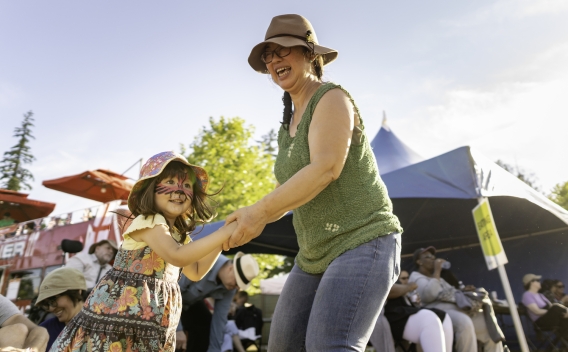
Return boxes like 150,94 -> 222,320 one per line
50,151 -> 236,352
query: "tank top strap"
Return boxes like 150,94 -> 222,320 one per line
302,82 -> 366,129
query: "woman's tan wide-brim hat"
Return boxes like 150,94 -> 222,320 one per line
248,14 -> 338,74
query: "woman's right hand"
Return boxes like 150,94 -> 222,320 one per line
434,258 -> 446,274
223,203 -> 269,250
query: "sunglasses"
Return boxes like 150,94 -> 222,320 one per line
399,276 -> 409,280
39,294 -> 61,311
556,284 -> 565,288
531,279 -> 540,283
261,46 -> 292,64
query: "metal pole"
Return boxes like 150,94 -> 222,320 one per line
477,197 -> 529,352
497,264 -> 530,352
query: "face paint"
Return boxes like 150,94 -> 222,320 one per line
155,173 -> 194,201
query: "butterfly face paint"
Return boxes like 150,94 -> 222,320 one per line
155,172 -> 194,202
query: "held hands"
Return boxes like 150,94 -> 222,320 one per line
222,204 -> 269,251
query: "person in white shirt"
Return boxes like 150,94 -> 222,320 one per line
65,239 -> 117,288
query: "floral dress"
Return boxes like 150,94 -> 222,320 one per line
51,215 -> 184,352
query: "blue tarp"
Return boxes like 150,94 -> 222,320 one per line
371,117 -> 424,175
195,131 -> 568,322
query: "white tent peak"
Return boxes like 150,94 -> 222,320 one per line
381,111 -> 390,131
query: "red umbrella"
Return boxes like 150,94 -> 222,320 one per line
0,189 -> 56,222
42,169 -> 133,203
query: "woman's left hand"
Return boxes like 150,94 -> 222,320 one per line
223,204 -> 269,250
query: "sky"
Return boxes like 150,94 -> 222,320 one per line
1,0 -> 568,215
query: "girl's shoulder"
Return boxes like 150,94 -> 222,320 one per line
123,214 -> 169,239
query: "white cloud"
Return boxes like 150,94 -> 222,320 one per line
443,0 -> 568,27
399,42 -> 568,192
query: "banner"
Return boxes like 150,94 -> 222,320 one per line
472,198 -> 508,270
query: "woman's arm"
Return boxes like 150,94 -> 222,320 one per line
225,89 -> 355,248
129,221 -> 237,268
388,283 -> 418,299
525,303 -> 547,316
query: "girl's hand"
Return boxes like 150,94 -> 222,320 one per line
223,204 -> 268,250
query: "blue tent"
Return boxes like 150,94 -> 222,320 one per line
195,134 -> 568,300
371,113 -> 424,175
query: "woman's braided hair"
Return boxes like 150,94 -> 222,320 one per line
281,49 -> 324,130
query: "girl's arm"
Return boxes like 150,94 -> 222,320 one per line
128,221 -> 237,268
225,89 -> 355,247
181,248 -> 222,281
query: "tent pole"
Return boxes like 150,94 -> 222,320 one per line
477,197 -> 529,352
497,264 -> 529,352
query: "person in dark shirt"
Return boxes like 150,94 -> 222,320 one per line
36,268 -> 86,351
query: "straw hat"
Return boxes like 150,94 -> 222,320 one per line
248,14 -> 338,74
234,252 -> 260,290
127,151 -> 209,212
36,268 -> 86,306
88,239 -> 118,254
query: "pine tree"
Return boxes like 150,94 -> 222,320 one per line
0,111 -> 36,191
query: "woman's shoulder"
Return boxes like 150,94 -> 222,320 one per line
123,214 -> 169,238
409,271 -> 424,281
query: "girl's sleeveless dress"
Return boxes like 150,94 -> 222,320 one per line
51,215 -> 183,352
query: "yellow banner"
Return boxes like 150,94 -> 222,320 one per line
473,199 -> 503,256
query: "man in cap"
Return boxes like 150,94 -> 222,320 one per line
179,252 -> 260,352
0,294 -> 49,351
65,239 -> 118,288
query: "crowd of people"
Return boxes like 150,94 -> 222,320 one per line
367,246 -> 568,352
1,12 -> 567,352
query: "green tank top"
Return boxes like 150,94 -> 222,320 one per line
274,83 -> 403,274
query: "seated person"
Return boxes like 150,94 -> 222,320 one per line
222,302 -> 247,352
0,294 -> 49,351
234,299 -> 263,347
550,280 -> 568,306
522,273 -> 568,339
383,270 -> 453,352
36,268 -> 87,351
233,291 -> 248,310
409,247 -> 504,352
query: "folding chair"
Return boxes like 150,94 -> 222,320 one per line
240,337 -> 261,351
518,302 -> 568,352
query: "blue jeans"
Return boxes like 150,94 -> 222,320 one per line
268,233 -> 401,352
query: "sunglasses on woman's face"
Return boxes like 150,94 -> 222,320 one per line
531,279 -> 540,283
399,276 -> 409,280
557,284 -> 565,288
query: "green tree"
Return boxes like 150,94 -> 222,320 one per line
549,182 -> 568,210
0,111 -> 36,191
181,117 -> 291,294
182,116 -> 276,218
495,160 -> 540,191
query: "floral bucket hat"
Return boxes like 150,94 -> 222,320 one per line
127,151 -> 209,212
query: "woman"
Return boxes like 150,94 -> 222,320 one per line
35,267 -> 87,351
521,273 -> 568,339
409,247 -> 504,352
383,279 -> 453,352
225,14 -> 403,351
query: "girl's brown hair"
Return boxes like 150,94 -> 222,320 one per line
127,161 -> 216,244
